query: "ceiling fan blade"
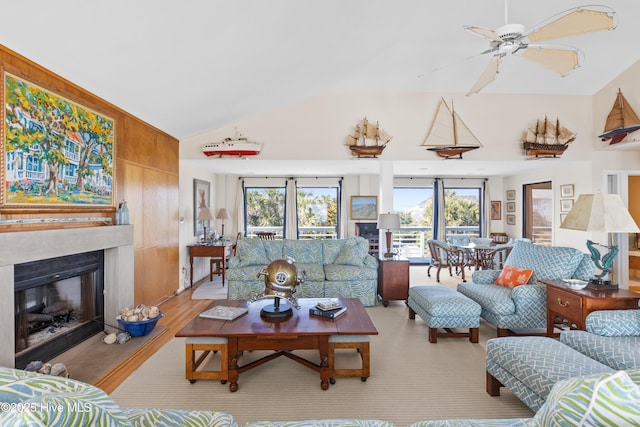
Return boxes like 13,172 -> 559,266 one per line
521,46 -> 579,76
526,6 -> 616,43
467,57 -> 500,96
464,25 -> 502,42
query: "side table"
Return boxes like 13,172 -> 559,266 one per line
542,279 -> 640,337
377,255 -> 410,307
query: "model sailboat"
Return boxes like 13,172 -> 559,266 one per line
346,117 -> 392,158
599,89 -> 640,145
522,116 -> 576,158
422,98 -> 482,159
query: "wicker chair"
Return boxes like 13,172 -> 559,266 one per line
427,239 -> 466,282
256,232 -> 276,240
477,246 -> 513,270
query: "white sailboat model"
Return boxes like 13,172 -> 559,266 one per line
422,98 -> 482,159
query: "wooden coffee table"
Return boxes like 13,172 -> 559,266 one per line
175,298 -> 378,392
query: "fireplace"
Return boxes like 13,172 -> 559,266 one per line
14,251 -> 104,369
0,225 -> 134,368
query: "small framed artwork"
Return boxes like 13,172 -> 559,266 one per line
506,201 -> 516,213
193,179 -> 211,236
506,190 -> 516,200
560,184 -> 574,198
350,196 -> 378,220
490,201 -> 501,220
560,199 -> 574,213
506,214 -> 516,225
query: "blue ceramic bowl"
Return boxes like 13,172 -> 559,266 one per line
117,312 -> 163,337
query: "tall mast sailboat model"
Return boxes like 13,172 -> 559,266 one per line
522,116 -> 576,158
422,98 -> 482,159
599,89 -> 640,145
346,117 -> 392,158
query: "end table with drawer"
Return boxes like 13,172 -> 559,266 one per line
542,279 -> 640,337
377,255 -> 410,307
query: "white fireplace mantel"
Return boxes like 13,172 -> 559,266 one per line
0,225 -> 134,367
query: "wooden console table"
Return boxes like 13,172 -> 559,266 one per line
542,279 -> 640,337
187,244 -> 230,287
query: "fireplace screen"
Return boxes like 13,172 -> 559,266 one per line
14,251 -> 104,368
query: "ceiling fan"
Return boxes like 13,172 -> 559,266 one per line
464,3 -> 616,95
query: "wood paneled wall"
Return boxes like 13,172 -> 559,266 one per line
0,45 -> 179,305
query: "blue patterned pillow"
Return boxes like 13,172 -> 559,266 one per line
534,370 -> 640,426
334,238 -> 368,266
236,239 -> 269,266
0,367 -> 132,426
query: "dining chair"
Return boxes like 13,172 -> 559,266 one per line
427,239 -> 466,282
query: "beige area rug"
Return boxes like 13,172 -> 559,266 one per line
112,267 -> 533,427
191,275 -> 228,300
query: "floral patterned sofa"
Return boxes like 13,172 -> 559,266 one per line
0,367 -> 236,427
457,240 -> 595,336
227,237 -> 378,306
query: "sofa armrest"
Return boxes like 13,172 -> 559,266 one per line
586,310 -> 640,337
470,269 -> 501,284
227,256 -> 241,268
362,254 -> 379,268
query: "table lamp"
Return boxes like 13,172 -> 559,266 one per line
378,213 -> 400,258
197,207 -> 214,241
216,208 -> 231,237
560,193 -> 640,289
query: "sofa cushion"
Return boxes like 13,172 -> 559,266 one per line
457,282 -> 515,315
505,240 -> 584,283
284,239 -> 323,264
296,263 -> 325,281
322,239 -> 344,265
324,264 -> 378,281
0,367 -> 132,426
585,309 -> 640,336
262,240 -> 284,261
495,266 -> 533,288
236,239 -> 269,266
334,237 -> 369,266
560,330 -> 640,370
534,370 -> 640,426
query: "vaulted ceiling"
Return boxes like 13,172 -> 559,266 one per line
2,1 -> 639,177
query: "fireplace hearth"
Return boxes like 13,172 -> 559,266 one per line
14,251 -> 105,369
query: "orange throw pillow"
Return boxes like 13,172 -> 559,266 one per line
495,265 -> 533,288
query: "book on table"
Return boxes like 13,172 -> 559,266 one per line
199,305 -> 248,320
309,305 -> 347,319
315,298 -> 342,311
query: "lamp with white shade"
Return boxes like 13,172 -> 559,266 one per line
216,208 -> 231,237
378,213 -> 400,258
560,193 -> 640,289
197,207 -> 214,241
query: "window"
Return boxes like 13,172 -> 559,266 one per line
393,187 -> 434,258
244,187 -> 285,238
443,187 -> 481,238
523,181 -> 552,245
297,187 -> 339,239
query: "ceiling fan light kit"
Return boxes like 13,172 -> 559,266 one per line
464,4 -> 616,95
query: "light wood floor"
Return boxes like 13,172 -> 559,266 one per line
95,287 -> 212,394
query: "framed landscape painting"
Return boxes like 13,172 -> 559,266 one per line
350,196 -> 377,220
2,72 -> 115,209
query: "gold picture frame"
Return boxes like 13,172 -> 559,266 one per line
490,201 -> 501,220
560,184 -> 574,198
506,190 -> 516,200
350,196 -> 378,220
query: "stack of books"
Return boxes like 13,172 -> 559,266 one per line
309,299 -> 347,319
199,305 -> 248,320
